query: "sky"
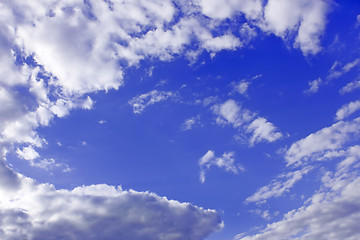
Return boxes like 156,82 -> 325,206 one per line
1,0 -> 360,239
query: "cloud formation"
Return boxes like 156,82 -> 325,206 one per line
129,90 -> 174,114
238,145 -> 360,240
335,100 -> 360,121
0,160 -> 222,240
213,100 -> 282,146
199,150 -> 245,183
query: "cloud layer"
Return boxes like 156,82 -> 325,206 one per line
0,160 -> 222,240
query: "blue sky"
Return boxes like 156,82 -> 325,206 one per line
1,0 -> 360,239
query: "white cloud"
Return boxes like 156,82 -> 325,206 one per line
213,99 -> 254,127
199,150 -> 245,183
285,117 -> 360,166
16,146 -> 40,161
181,115 -> 201,131
213,100 -> 282,146
239,23 -> 258,44
246,166 -> 313,204
197,0 -> 262,20
129,90 -> 174,114
328,59 -> 360,80
246,118 -> 360,204
202,34 -> 242,53
247,117 -> 283,146
339,80 -> 360,94
33,158 -> 71,172
237,145 -> 360,240
233,80 -> 251,95
304,77 -> 322,94
0,0 -> 331,157
262,0 -> 330,55
15,146 -> 69,171
0,162 -> 222,240
335,99 -> 360,121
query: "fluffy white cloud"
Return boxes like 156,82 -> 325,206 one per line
202,34 -> 242,52
213,99 -> 254,127
335,99 -> 360,121
197,0 -> 262,20
199,150 -> 244,183
262,0 -> 330,55
339,80 -> 360,94
247,117 -> 283,146
16,146 -> 40,161
238,146 -> 360,240
0,159 -> 222,240
213,100 -> 282,146
0,0 -> 331,152
129,90 -> 174,114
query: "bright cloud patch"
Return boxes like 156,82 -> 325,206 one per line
199,150 -> 245,183
213,100 -> 282,146
0,161 -> 222,240
246,166 -> 313,203
129,90 -> 174,114
339,80 -> 360,95
0,0 -> 355,240
238,146 -> 360,240
335,100 -> 360,121
285,118 -> 360,166
247,117 -> 283,146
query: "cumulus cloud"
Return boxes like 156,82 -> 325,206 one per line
0,0 -> 336,238
237,145 -> 360,240
0,0 -> 331,157
0,162 -> 222,240
197,0 -> 262,20
262,0 -> 331,55
16,146 -> 40,161
212,100 -> 282,146
247,117 -> 283,146
335,99 -> 360,121
129,90 -> 174,114
213,99 -> 254,127
199,150 -> 245,183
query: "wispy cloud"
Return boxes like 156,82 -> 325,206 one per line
129,90 -> 174,114
199,150 -> 245,183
